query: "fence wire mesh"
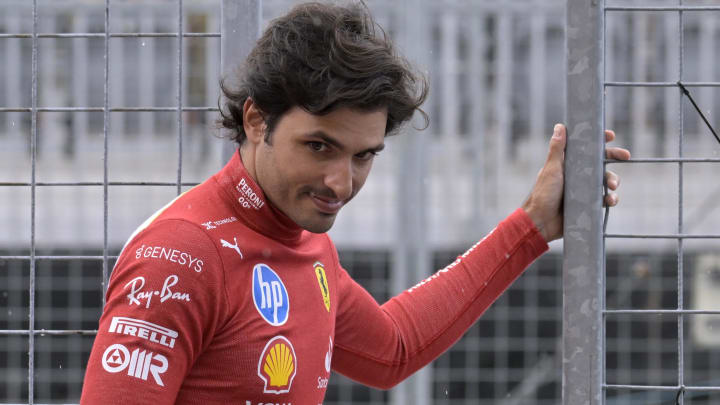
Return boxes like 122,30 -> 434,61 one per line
3,0 -> 720,404
599,1 -> 720,404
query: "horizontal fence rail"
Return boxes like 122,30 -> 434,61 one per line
3,0 -> 720,404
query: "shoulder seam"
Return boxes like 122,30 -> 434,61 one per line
212,174 -> 238,212
146,218 -> 232,326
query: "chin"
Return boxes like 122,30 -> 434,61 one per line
298,215 -> 336,234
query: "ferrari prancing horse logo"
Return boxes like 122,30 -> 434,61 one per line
314,261 -> 330,312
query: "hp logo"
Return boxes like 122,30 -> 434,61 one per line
252,264 -> 289,326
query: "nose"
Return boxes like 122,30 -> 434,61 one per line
324,159 -> 353,202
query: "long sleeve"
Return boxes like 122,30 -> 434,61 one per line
332,208 -> 548,388
80,220 -> 228,404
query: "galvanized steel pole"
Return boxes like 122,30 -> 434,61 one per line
563,0 -> 605,403
221,0 -> 262,164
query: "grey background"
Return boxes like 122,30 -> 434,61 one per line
1,0 -> 720,403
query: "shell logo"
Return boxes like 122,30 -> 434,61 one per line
257,335 -> 297,394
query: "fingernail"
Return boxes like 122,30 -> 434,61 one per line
553,123 -> 562,137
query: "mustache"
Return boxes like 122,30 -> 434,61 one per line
302,186 -> 354,202
307,188 -> 339,200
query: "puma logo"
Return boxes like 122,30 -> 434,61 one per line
220,237 -> 243,259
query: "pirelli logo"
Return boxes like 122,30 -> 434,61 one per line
109,316 -> 178,349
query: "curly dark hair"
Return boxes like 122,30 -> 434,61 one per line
219,1 -> 428,145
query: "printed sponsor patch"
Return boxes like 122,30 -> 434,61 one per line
313,262 -> 330,312
257,336 -> 297,394
236,177 -> 265,210
201,216 -> 237,230
221,237 -> 244,258
102,343 -> 168,386
325,336 -> 333,373
318,336 -> 333,389
134,245 -> 204,273
407,227 -> 498,293
252,264 -> 289,326
109,317 -> 178,349
124,275 -> 191,309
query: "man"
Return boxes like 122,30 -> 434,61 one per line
81,2 -> 630,404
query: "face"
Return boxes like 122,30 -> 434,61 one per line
246,106 -> 387,233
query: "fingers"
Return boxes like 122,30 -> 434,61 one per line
606,146 -> 631,161
593,129 -> 627,207
604,128 -> 631,160
522,123 -> 568,242
604,192 -> 619,207
604,169 -> 620,206
605,170 -> 620,190
604,168 -> 620,206
605,129 -> 616,143
546,123 -> 567,164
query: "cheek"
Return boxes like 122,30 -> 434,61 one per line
281,161 -> 317,197
352,164 -> 373,192
258,149 -> 291,200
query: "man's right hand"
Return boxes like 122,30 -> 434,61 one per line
521,124 -> 631,242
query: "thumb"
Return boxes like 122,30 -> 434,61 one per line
546,123 -> 566,164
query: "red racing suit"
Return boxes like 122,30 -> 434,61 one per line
80,151 -> 548,404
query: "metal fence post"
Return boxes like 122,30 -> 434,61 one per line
564,0 -> 605,404
220,0 -> 262,164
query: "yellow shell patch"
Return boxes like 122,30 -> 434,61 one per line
263,342 -> 295,387
258,335 -> 297,394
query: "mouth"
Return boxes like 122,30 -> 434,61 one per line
309,192 -> 344,215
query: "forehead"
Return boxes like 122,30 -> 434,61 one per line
276,106 -> 388,148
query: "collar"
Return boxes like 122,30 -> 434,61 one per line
214,150 -> 305,244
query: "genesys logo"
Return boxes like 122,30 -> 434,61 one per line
252,264 -> 289,326
124,275 -> 191,309
236,177 -> 265,210
109,316 -> 178,349
102,343 -> 168,386
135,245 -> 204,273
258,336 -> 297,395
314,261 -> 330,312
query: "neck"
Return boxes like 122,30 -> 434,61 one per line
239,143 -> 257,183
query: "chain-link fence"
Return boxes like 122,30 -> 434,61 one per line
4,0 -> 720,404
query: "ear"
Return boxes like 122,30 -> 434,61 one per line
242,98 -> 266,145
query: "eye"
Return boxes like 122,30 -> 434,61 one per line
354,150 -> 379,161
308,141 -> 328,152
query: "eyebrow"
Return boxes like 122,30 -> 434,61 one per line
306,130 -> 385,154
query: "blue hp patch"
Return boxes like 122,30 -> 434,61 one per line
252,264 -> 289,326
